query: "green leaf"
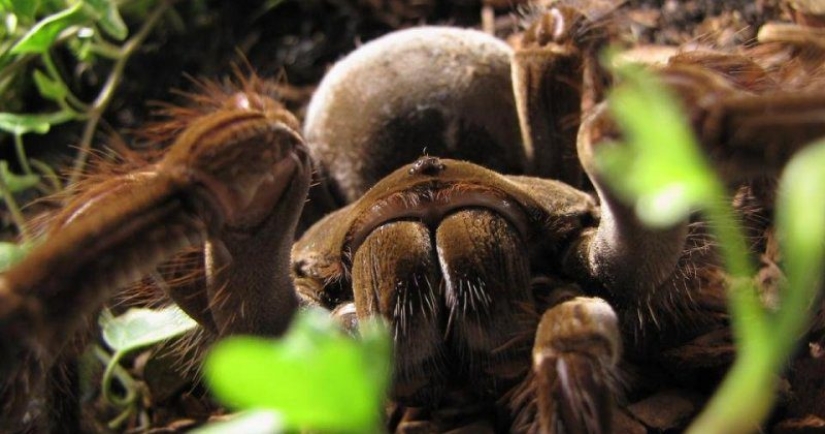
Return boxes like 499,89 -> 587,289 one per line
0,110 -> 74,134
204,309 -> 390,432
9,0 -> 40,20
32,69 -> 67,101
99,305 -> 198,353
358,317 -> 393,398
0,241 -> 28,272
775,139 -> 825,335
597,62 -> 715,227
4,10 -> 18,33
0,160 -> 39,192
11,2 -> 88,54
81,0 -> 127,40
190,410 -> 283,434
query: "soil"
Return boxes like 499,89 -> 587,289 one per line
104,0 -> 790,131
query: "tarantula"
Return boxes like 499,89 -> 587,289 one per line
1,2 -> 824,433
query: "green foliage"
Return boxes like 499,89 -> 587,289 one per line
4,0 -> 126,55
100,305 -> 199,353
0,239 -> 27,271
10,2 -> 88,53
97,306 -> 198,428
82,0 -> 128,40
0,0 -> 169,231
0,110 -> 73,134
778,139 -> 825,328
1,1 -> 40,20
0,160 -> 38,191
202,309 -> 392,433
600,63 -> 825,433
596,62 -> 716,227
32,68 -> 67,100
0,0 -> 170,256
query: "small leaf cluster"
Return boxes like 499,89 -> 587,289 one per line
0,0 -> 130,135
96,305 -> 199,429
0,0 -> 169,268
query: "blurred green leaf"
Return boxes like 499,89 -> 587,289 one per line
9,0 -> 40,20
191,410 -> 283,434
775,139 -> 825,335
100,305 -> 198,353
358,317 -> 393,397
597,63 -> 714,227
4,10 -> 18,34
32,68 -> 67,101
0,160 -> 39,192
204,309 -> 390,432
0,110 -> 74,134
0,241 -> 27,272
10,2 -> 87,54
0,113 -> 50,134
82,0 -> 127,40
67,30 -> 99,62
687,140 -> 825,434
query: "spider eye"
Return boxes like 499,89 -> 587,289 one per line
408,156 -> 446,176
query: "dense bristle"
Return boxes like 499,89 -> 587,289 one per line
139,66 -> 289,147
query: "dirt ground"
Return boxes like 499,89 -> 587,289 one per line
104,0 -> 786,129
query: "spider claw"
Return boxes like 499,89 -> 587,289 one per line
533,297 -> 621,434
553,354 -> 613,434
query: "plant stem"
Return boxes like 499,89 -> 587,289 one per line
686,179 -> 774,434
41,51 -> 89,113
68,1 -> 170,186
94,345 -> 138,408
705,189 -> 766,350
13,134 -> 32,175
30,158 -> 63,193
689,143 -> 825,434
0,169 -> 32,241
89,38 -> 125,59
94,345 -> 140,430
687,349 -> 775,434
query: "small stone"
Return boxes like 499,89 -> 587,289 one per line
627,389 -> 697,430
773,414 -> 825,434
613,408 -> 647,434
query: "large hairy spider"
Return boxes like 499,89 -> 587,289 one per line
1,1 -> 824,432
